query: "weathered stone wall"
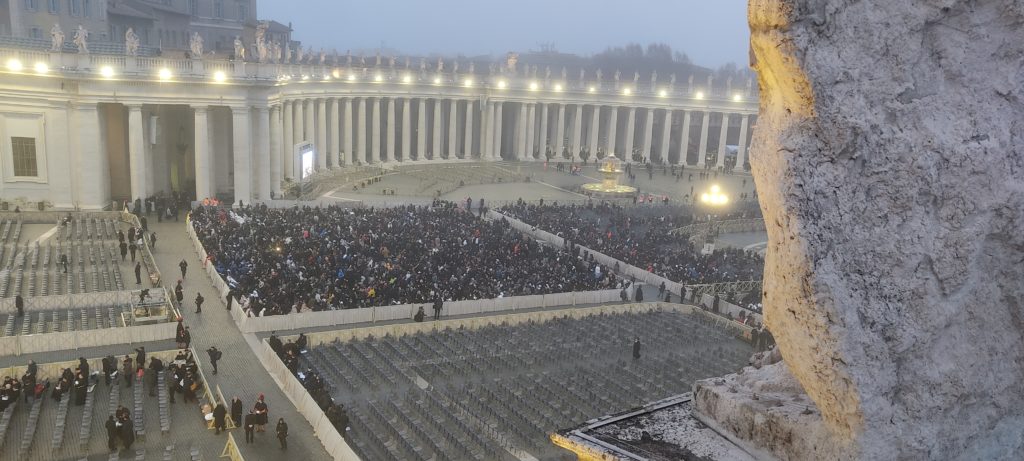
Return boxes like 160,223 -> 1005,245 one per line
748,0 -> 1024,458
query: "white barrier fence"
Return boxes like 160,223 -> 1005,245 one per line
0,291 -> 133,313
257,338 -> 360,461
187,213 -> 623,333
491,210 -> 765,324
0,320 -> 175,356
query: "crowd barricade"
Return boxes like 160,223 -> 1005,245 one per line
0,291 -> 133,313
121,211 -> 163,287
491,210 -> 763,323
0,321 -> 176,356
258,339 -> 359,461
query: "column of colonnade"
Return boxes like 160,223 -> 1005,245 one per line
260,97 -> 754,196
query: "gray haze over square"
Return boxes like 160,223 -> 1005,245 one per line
260,0 -> 750,68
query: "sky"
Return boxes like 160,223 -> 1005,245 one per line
259,0 -> 750,69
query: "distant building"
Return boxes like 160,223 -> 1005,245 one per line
0,0 -> 258,56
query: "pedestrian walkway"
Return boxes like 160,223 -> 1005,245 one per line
147,219 -> 331,460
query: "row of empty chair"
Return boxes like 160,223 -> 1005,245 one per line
0,304 -> 132,336
0,240 -> 127,298
302,309 -> 751,461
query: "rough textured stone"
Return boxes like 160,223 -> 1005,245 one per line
747,0 -> 1024,459
694,362 -> 843,461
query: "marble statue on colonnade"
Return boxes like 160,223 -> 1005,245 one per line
544,66 -> 551,82
295,45 -> 304,63
453,61 -> 459,74
359,54 -> 365,67
389,56 -> 396,68
614,69 -> 620,89
468,62 -> 474,74
419,58 -> 427,77
346,50 -> 352,67
579,69 -> 585,82
404,57 -> 410,69
688,74 -> 694,92
233,36 -> 245,60
320,49 -> 326,65
74,25 -> 89,54
505,52 -> 518,74
284,44 -> 291,63
596,69 -> 603,81
706,74 -> 713,89
651,70 -> 658,86
375,51 -> 381,67
726,76 -> 733,94
437,57 -> 444,72
273,42 -> 281,63
255,22 -> 268,62
562,66 -> 567,80
670,73 -> 676,89
50,23 -> 65,52
489,63 -> 495,75
633,71 -> 640,85
125,28 -> 140,56
190,32 -> 203,57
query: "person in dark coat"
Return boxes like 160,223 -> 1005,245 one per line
432,297 -> 443,320
276,418 -> 289,449
213,403 -> 228,434
134,262 -> 142,285
120,418 -> 135,449
243,411 -> 256,443
105,415 -> 118,451
73,370 -> 87,405
129,242 -> 137,262
134,347 -> 145,371
60,254 -> 69,273
632,337 -> 642,360
414,306 -> 425,322
175,283 -> 184,307
230,396 -> 243,428
122,356 -> 133,387
119,241 -> 128,261
207,346 -> 221,374
226,289 -> 235,311
78,357 -> 89,381
179,259 -> 188,279
195,292 -> 204,314
182,327 -> 192,348
15,294 -> 23,317
150,232 -> 157,249
634,285 -> 644,302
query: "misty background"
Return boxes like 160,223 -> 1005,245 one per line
260,0 -> 750,76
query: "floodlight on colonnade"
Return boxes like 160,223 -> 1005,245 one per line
34,62 -> 48,74
694,91 -> 705,100
213,70 -> 227,83
496,80 -> 507,89
100,66 -> 115,78
554,83 -> 562,92
158,68 -> 172,81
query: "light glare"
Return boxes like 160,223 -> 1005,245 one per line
695,91 -> 705,100
33,62 -> 48,74
6,59 -> 22,71
100,66 -> 115,78
213,70 -> 227,82
158,68 -> 172,80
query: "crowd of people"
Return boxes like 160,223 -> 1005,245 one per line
499,200 -> 765,286
269,333 -> 349,439
191,200 -> 628,316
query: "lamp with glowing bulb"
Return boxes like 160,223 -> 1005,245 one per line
700,184 -> 729,206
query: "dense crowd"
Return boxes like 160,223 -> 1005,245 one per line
499,200 -> 765,285
191,201 -> 626,316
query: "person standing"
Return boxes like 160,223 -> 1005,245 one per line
632,337 -> 642,360
432,297 -> 443,321
194,292 -> 204,314
226,289 -> 235,311
129,242 -> 137,262
243,411 -> 256,443
175,282 -> 184,308
15,294 -> 23,317
206,346 -> 221,374
150,232 -> 157,249
119,241 -> 128,261
213,403 -> 228,434
230,396 -> 243,428
60,254 -> 69,274
253,394 -> 269,432
635,285 -> 644,302
182,327 -> 192,349
179,259 -> 188,279
276,418 -> 289,449
122,356 -> 133,387
134,261 -> 142,285
105,415 -> 118,452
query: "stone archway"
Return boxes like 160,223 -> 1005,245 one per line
738,0 -> 1024,459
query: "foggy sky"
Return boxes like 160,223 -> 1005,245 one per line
259,0 -> 750,69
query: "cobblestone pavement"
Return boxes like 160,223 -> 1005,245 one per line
147,218 -> 332,461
